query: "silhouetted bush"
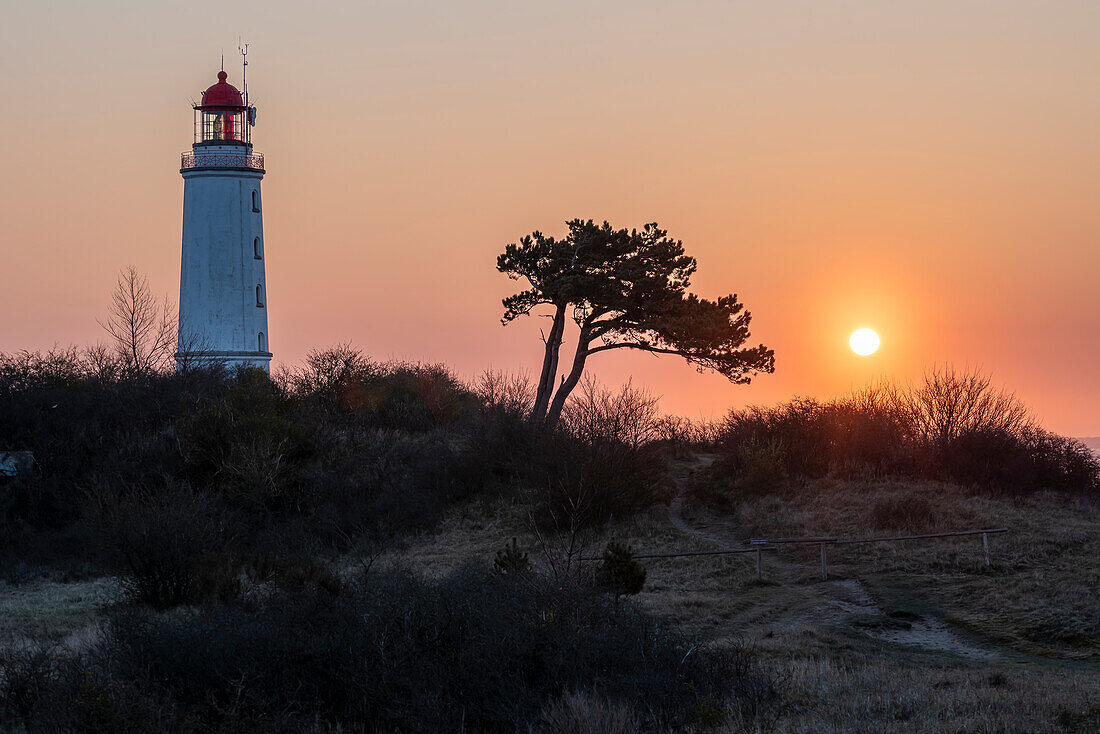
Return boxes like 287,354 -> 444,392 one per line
704,368 -> 1098,498
734,437 -> 790,496
528,379 -> 670,530
95,482 -> 242,610
594,541 -> 647,599
178,368 -> 313,508
286,346 -> 479,432
0,567 -> 783,732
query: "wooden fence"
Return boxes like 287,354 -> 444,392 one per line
586,528 -> 1009,581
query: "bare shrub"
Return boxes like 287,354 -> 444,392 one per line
561,375 -> 662,448
521,376 -> 670,529
539,690 -> 639,734
654,414 -> 720,448
473,367 -> 534,418
898,366 -> 1033,449
285,342 -> 375,397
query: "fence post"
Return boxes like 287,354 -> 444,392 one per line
756,548 -> 763,581
982,532 -> 991,567
820,542 -> 828,580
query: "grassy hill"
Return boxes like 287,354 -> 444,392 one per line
2,349 -> 1098,732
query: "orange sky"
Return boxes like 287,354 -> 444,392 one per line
1,1 -> 1098,434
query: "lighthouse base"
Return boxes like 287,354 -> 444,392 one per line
175,350 -> 273,373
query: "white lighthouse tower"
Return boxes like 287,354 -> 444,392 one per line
177,62 -> 271,371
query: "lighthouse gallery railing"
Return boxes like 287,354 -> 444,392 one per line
180,151 -> 265,170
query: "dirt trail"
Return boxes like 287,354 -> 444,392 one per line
667,458 -> 997,661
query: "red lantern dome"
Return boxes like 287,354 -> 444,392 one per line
192,70 -> 253,146
200,71 -> 244,109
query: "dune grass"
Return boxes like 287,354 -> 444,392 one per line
4,470 -> 1098,732
382,471 -> 1100,732
685,476 -> 1100,660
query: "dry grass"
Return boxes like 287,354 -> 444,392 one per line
538,689 -> 640,734
383,471 -> 1100,731
0,576 -> 118,647
685,477 -> 1100,660
759,652 -> 1100,733
5,470 -> 1099,732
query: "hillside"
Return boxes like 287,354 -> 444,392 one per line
2,352 -> 1098,732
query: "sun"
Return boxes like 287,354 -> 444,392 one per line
849,328 -> 880,356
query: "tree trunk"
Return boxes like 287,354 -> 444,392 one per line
531,304 -> 566,425
543,325 -> 591,428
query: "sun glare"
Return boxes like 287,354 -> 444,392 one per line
849,328 -> 880,356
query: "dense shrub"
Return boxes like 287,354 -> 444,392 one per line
95,482 -> 242,610
0,567 -> 782,732
286,345 -> 479,432
704,368 -> 1098,498
1,341 -> 682,589
528,379 -> 670,529
177,368 -> 313,508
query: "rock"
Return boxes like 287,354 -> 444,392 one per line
0,451 -> 34,478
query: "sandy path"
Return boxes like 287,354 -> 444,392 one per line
667,458 -> 997,661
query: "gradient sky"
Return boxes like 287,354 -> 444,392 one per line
2,1 -> 1098,434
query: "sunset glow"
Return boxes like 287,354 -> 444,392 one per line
1,2 -> 1098,434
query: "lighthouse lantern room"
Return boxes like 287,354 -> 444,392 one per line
193,70 -> 251,145
177,56 -> 271,372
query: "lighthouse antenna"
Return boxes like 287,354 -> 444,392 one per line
238,38 -> 250,108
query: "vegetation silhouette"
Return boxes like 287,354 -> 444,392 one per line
497,219 -> 774,427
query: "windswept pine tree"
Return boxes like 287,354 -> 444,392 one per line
498,220 -> 775,427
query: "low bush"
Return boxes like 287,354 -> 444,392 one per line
0,567 -> 783,732
95,482 -> 242,610
539,689 -> 639,734
594,541 -> 647,599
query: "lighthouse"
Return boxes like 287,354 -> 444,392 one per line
177,63 -> 271,371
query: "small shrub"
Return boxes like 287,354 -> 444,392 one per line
595,541 -> 646,599
246,553 -> 344,596
493,537 -> 530,576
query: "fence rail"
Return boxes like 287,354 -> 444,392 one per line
584,527 -> 1009,581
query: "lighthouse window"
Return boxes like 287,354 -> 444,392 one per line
258,332 -> 266,352
252,191 -> 261,212
254,237 -> 262,259
256,285 -> 264,307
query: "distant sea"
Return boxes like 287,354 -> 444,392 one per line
1079,437 -> 1100,458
